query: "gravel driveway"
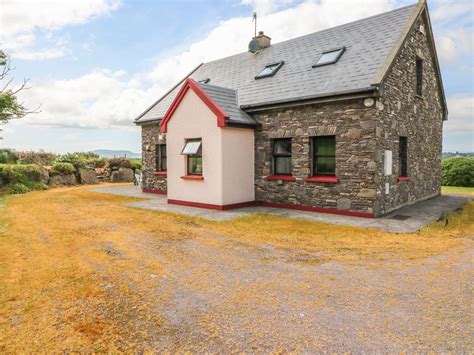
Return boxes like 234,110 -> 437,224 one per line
121,228 -> 473,352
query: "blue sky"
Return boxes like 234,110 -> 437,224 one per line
1,0 -> 472,153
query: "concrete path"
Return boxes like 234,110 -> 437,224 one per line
90,185 -> 471,233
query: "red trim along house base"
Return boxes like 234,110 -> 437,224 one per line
168,199 -> 255,211
143,188 -> 167,195
256,201 -> 374,218
166,198 -> 374,217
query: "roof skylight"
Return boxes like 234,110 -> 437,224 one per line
255,61 -> 284,79
198,78 -> 210,84
312,47 -> 345,67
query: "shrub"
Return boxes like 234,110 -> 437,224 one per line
442,157 -> 474,187
0,164 -> 41,184
28,182 -> 49,191
0,149 -> 18,164
130,159 -> 142,171
9,183 -> 31,194
17,150 -> 58,165
52,162 -> 75,175
54,152 -> 105,169
107,157 -> 132,170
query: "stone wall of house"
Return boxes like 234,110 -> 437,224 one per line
253,100 -> 379,215
141,123 -> 167,192
374,16 -> 444,215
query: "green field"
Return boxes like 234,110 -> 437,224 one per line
442,186 -> 474,195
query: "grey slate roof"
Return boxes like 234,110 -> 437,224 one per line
198,82 -> 258,126
136,4 -> 417,124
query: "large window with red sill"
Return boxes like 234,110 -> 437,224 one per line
182,139 -> 202,175
272,138 -> 292,175
399,136 -> 408,177
312,136 -> 336,176
155,144 -> 166,172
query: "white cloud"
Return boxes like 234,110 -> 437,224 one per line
17,0 -> 395,129
430,0 -> 473,66
17,69 -> 155,129
444,94 -> 474,133
0,0 -> 121,60
240,0 -> 294,15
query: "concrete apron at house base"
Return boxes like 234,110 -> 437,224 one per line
90,185 -> 471,233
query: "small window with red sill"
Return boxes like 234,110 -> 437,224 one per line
182,139 -> 202,175
272,138 -> 292,175
312,136 -> 336,176
155,144 -> 166,172
398,136 -> 408,178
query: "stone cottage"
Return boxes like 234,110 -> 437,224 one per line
134,0 -> 447,218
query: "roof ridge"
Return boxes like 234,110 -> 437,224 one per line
201,3 -> 418,67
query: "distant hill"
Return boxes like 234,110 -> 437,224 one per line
93,149 -> 141,159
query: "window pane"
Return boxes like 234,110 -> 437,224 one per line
313,136 -> 336,175
316,137 -> 335,155
273,139 -> 291,155
399,137 -> 408,176
316,49 -> 343,65
182,140 -> 202,155
315,156 -> 335,174
161,157 -> 167,171
416,59 -> 423,96
160,144 -> 167,158
275,157 -> 291,175
188,156 -> 203,175
256,63 -> 282,78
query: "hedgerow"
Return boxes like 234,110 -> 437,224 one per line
442,157 -> 474,187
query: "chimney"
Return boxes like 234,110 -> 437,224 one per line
255,31 -> 271,49
248,31 -> 271,53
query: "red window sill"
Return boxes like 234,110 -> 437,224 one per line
397,176 -> 411,182
305,176 -> 338,183
153,171 -> 167,175
181,175 -> 204,180
266,175 -> 296,181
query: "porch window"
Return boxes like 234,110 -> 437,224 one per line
155,144 -> 166,172
399,137 -> 408,177
182,139 -> 202,175
312,136 -> 336,175
272,138 -> 292,175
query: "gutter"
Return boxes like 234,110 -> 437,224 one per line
241,87 -> 378,112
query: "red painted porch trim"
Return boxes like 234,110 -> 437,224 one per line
153,171 -> 167,175
143,188 -> 167,195
160,78 -> 229,132
304,176 -> 338,183
265,175 -> 296,181
168,199 -> 255,211
181,175 -> 204,180
256,201 -> 374,218
397,176 -> 411,182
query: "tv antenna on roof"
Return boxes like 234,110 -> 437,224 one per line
252,12 -> 257,37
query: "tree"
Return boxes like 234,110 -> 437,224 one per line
0,49 -> 39,137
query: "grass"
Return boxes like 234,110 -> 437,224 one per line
0,184 -> 472,351
442,186 -> 474,195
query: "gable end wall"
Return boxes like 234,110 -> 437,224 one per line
374,14 -> 444,215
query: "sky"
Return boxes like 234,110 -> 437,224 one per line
0,0 -> 472,154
